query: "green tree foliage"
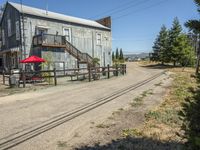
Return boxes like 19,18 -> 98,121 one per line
112,48 -> 125,64
185,0 -> 200,74
40,52 -> 54,84
152,25 -> 168,64
115,48 -> 119,60
185,0 -> 200,33
151,17 -> 195,67
92,57 -> 100,67
119,48 -> 124,60
168,17 -> 182,66
112,51 -> 115,61
194,0 -> 200,12
173,34 -> 195,66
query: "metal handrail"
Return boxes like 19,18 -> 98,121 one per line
33,34 -> 94,65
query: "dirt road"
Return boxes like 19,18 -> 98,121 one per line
0,62 -> 168,150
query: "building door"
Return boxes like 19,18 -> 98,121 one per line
0,57 -> 2,69
37,28 -> 48,35
63,28 -> 71,43
37,27 -> 48,44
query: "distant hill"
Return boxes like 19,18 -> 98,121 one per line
124,53 -> 149,59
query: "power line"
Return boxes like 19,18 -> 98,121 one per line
107,0 -> 152,17
112,38 -> 154,42
113,0 -> 170,20
89,0 -> 152,19
89,0 -> 138,19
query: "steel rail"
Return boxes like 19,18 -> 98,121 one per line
0,71 -> 166,150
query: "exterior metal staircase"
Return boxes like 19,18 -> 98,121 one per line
33,34 -> 98,67
65,40 -> 94,67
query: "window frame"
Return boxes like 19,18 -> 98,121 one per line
63,27 -> 71,43
7,19 -> 11,37
96,33 -> 102,45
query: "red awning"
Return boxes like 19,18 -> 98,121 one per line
20,55 -> 46,63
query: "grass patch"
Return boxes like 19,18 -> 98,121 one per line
57,141 -> 68,148
112,110 -> 121,115
130,89 -> 153,107
96,123 -> 110,129
154,82 -> 163,86
145,108 -> 182,127
131,68 -> 199,148
122,128 -> 142,137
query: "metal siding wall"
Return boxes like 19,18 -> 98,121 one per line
24,16 -> 112,68
1,4 -> 21,50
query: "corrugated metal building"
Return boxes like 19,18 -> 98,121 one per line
0,2 -> 112,71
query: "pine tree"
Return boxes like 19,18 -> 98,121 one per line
112,51 -> 115,61
185,0 -> 200,74
119,48 -> 124,60
168,17 -> 182,66
173,34 -> 195,66
151,37 -> 160,61
151,25 -> 168,64
115,48 -> 119,60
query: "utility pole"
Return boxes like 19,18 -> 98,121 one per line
46,0 -> 48,15
196,35 -> 200,74
20,0 -> 26,59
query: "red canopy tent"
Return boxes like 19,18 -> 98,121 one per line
20,55 -> 46,63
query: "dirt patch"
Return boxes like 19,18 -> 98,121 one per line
0,75 -> 58,97
70,68 -> 199,150
64,72 -> 173,150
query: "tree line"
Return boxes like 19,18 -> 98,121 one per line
151,18 -> 195,67
112,48 -> 124,64
185,0 -> 200,74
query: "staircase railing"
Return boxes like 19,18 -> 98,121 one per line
33,34 -> 94,66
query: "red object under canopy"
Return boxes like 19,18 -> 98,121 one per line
20,55 -> 46,63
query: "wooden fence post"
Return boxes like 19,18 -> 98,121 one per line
121,64 -> 125,75
125,64 -> 127,74
3,70 -> 5,85
22,70 -> 26,88
54,68 -> 57,86
63,62 -> 66,76
116,65 -> 118,76
88,66 -> 91,82
107,64 -> 110,79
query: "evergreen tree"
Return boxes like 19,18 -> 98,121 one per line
151,36 -> 160,61
185,0 -> 200,74
173,34 -> 195,66
115,48 -> 119,59
119,48 -> 124,60
151,25 -> 168,64
168,17 -> 182,66
112,51 -> 115,61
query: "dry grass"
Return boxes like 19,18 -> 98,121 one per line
132,68 -> 197,146
130,89 -> 153,107
137,61 -> 158,66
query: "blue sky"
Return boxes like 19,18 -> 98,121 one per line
0,0 -> 199,54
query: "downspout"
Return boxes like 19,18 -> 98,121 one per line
92,31 -> 94,58
20,0 -> 26,60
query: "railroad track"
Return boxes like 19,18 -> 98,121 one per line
0,71 -> 166,150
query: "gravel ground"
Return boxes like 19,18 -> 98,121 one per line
0,62 -> 167,150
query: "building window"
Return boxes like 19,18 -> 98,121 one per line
96,33 -> 102,45
7,19 -> 11,37
63,28 -> 71,43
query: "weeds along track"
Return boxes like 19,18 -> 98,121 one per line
0,71 -> 166,150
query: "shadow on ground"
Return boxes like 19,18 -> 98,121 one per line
140,64 -> 176,70
75,136 -> 183,150
180,74 -> 200,150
